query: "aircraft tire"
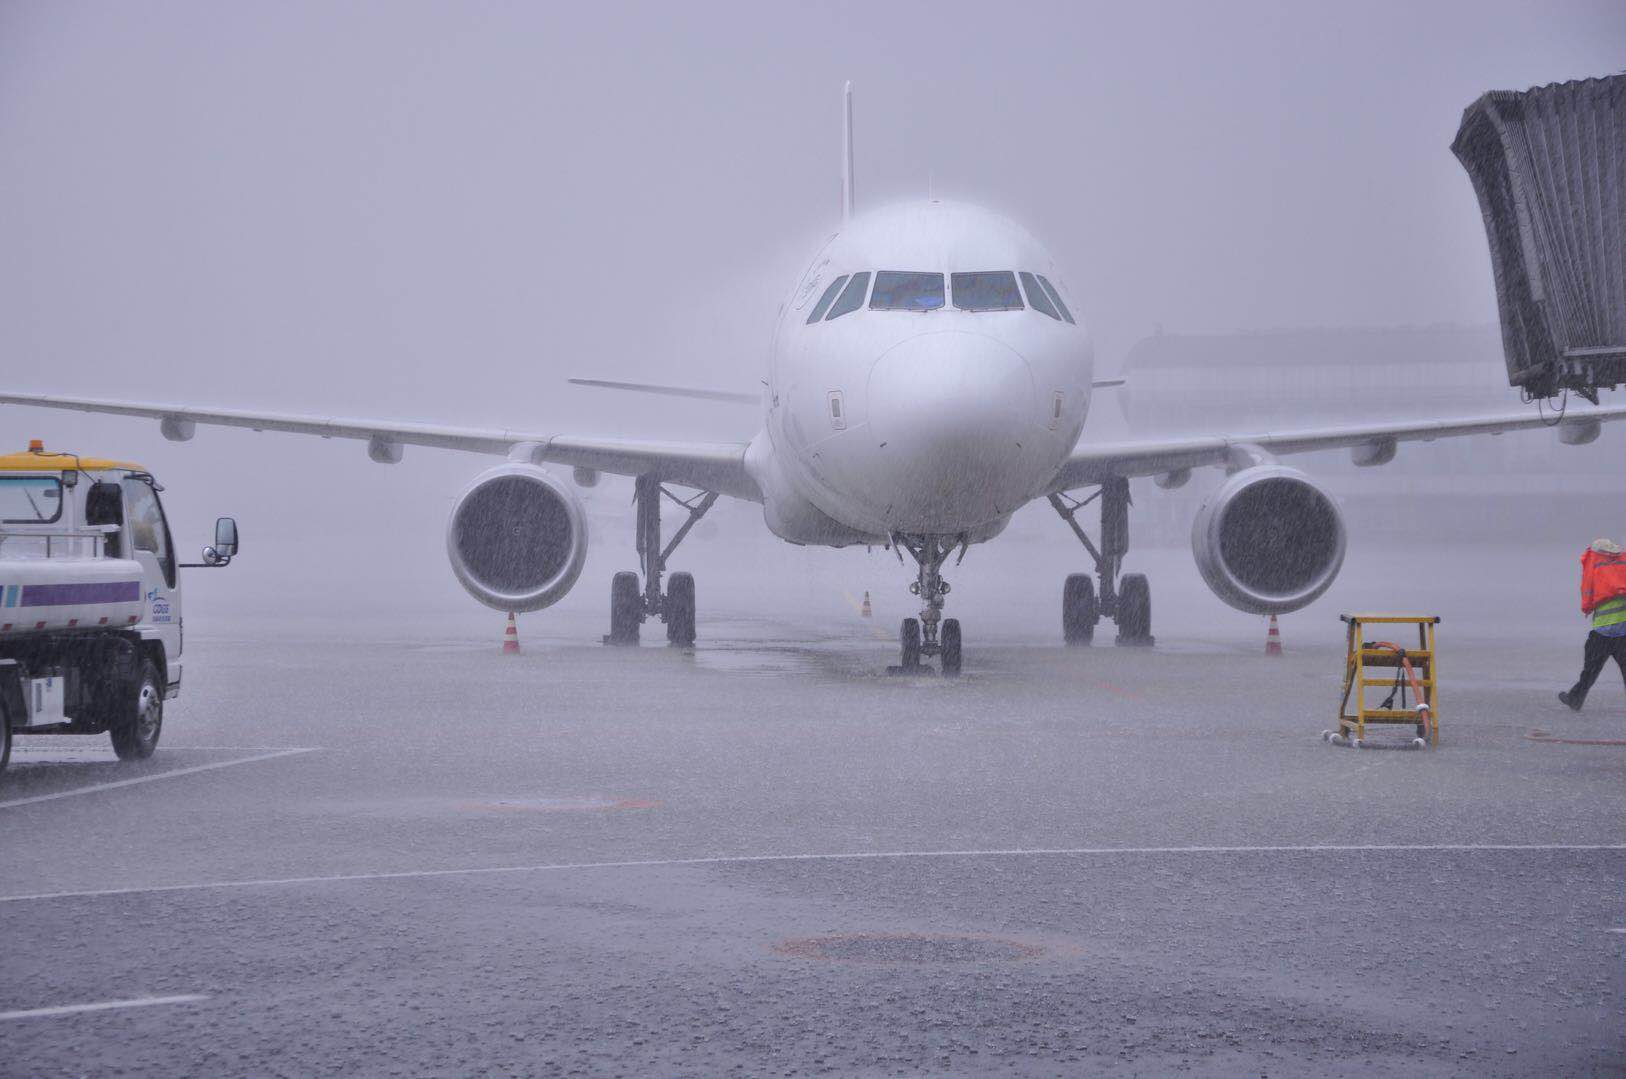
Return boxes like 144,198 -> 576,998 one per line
1115,573 -> 1153,646
940,618 -> 962,677
1062,573 -> 1097,645
900,617 -> 921,669
609,572 -> 642,644
666,572 -> 696,646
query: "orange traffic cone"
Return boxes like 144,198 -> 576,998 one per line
860,591 -> 872,618
502,612 -> 520,654
1265,614 -> 1282,656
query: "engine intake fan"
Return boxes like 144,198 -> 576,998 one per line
1191,465 -> 1345,615
446,463 -> 588,612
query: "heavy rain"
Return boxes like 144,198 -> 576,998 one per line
2,2 -> 1625,1074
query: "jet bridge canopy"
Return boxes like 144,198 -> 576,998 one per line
1452,74 -> 1626,402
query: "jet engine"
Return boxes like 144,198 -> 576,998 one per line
1191,465 -> 1346,615
446,463 -> 588,612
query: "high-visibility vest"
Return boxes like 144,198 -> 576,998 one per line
1581,548 -> 1626,619
1595,595 -> 1626,632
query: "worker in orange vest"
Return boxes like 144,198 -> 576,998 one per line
1559,538 -> 1626,711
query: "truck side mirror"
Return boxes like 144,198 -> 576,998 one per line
214,517 -> 239,557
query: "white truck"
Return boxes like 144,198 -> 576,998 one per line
0,441 -> 238,776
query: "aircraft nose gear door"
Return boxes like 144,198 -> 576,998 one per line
605,475 -> 717,647
1048,476 -> 1154,647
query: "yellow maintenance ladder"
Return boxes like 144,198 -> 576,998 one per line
1331,614 -> 1439,748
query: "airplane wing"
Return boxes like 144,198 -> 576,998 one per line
0,392 -> 761,501
1049,404 -> 1626,491
567,378 -> 759,404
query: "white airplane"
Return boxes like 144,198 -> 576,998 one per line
6,85 -> 1626,673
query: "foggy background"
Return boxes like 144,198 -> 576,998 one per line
2,0 -> 1623,646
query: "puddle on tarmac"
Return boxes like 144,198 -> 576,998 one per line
457,796 -> 661,813
774,932 -> 1049,965
319,794 -> 662,819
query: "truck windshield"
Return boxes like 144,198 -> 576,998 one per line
0,476 -> 64,524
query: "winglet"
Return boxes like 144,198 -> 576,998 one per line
841,81 -> 855,223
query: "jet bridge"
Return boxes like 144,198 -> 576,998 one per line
1452,74 -> 1626,402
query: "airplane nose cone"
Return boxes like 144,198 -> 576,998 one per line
866,331 -> 1041,531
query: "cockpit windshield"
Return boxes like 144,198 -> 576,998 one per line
808,270 -> 1068,323
951,271 -> 1023,312
870,272 -> 945,312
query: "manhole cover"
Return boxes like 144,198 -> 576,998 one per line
774,933 -> 1044,964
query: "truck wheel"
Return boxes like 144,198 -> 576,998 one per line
110,658 -> 163,761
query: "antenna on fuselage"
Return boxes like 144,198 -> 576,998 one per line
841,80 -> 855,223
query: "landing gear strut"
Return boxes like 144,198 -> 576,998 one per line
606,475 -> 717,647
1048,476 -> 1153,647
891,533 -> 965,676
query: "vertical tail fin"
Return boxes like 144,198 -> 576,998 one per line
841,81 -> 855,223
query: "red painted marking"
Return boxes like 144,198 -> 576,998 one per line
1526,729 -> 1626,747
35,621 -> 47,630
127,615 -> 139,624
67,618 -> 79,627
1,624 -> 10,632
98,616 -> 109,625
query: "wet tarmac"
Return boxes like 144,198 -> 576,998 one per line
3,569 -> 1625,1076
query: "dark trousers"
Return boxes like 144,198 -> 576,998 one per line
1568,631 -> 1626,706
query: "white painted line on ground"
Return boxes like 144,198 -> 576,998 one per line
1607,928 -> 1626,934
0,748 -> 318,811
0,994 -> 209,1021
2,841 -> 1623,905
11,744 -> 315,753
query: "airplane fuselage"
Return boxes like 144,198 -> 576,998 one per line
755,200 -> 1094,547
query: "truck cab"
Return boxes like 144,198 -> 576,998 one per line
0,441 -> 238,775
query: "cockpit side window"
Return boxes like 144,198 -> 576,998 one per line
1020,272 -> 1061,321
806,275 -> 849,324
824,271 -> 870,320
870,271 -> 945,312
951,271 -> 1023,312
1037,274 -> 1075,324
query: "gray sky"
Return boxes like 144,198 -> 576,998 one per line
2,1 -> 1622,622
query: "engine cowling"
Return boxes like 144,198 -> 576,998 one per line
1191,465 -> 1346,615
446,464 -> 588,612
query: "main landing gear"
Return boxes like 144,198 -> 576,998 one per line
1048,476 -> 1154,647
891,533 -> 965,677
606,475 -> 717,648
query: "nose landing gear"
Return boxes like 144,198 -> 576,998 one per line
891,534 -> 965,676
605,475 -> 717,647
1049,476 -> 1154,648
